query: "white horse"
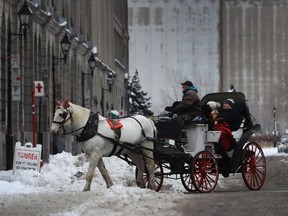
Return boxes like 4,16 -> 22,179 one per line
50,98 -> 156,191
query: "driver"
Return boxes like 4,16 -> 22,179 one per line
165,80 -> 202,142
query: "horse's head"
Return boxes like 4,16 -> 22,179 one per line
50,98 -> 73,136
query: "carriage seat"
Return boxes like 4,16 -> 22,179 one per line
191,115 -> 207,124
158,111 -> 172,122
158,109 -> 207,124
232,122 -> 244,141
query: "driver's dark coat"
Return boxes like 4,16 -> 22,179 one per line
172,88 -> 201,116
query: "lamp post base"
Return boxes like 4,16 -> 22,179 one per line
5,134 -> 14,170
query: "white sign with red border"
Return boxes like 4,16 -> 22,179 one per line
13,142 -> 42,173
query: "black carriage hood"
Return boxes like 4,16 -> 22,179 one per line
201,92 -> 254,132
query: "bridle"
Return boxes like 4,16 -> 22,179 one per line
52,106 -> 75,135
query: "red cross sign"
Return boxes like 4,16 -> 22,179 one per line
34,81 -> 44,97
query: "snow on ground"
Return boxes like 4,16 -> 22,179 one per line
0,147 -> 282,195
0,147 -> 285,215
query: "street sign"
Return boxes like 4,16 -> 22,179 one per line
11,66 -> 21,101
119,110 -> 124,117
34,81 -> 44,97
11,54 -> 20,68
12,87 -> 21,101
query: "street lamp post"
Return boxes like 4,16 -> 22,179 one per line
52,33 -> 71,111
100,72 -> 115,115
124,72 -> 129,115
273,106 -> 277,147
88,53 -> 97,76
6,1 -> 33,170
107,72 -> 114,92
81,54 -> 97,107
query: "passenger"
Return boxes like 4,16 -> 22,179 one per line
165,80 -> 202,142
217,99 -> 242,131
212,98 -> 242,151
211,98 -> 242,177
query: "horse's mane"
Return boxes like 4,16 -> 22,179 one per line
68,102 -> 90,112
67,102 -> 92,122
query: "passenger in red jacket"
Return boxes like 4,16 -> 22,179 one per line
213,98 -> 242,151
211,98 -> 242,177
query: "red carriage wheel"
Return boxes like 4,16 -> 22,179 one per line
241,142 -> 266,190
180,162 -> 195,192
135,162 -> 164,192
192,151 -> 219,193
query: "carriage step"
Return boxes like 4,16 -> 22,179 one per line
146,137 -> 156,141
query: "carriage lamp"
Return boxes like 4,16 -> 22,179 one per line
6,0 -> 33,170
106,72 -> 115,92
88,54 -> 97,76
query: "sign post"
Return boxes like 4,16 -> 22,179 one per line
33,81 -> 44,147
32,90 -> 36,147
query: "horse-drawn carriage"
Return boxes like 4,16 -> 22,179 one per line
143,92 -> 266,193
51,92 -> 266,193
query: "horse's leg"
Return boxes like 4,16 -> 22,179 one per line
97,158 -> 113,188
84,153 -> 100,191
125,151 -> 145,188
141,141 -> 155,190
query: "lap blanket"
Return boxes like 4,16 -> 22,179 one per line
214,122 -> 232,151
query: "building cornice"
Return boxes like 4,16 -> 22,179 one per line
46,18 -> 66,35
33,9 -> 53,26
71,38 -> 90,56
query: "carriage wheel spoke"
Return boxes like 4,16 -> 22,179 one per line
242,142 -> 266,190
192,151 -> 218,193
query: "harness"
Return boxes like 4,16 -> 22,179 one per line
53,107 -> 154,158
99,116 -> 153,157
76,112 -> 99,142
106,119 -> 123,140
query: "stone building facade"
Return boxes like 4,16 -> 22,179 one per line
0,0 -> 129,170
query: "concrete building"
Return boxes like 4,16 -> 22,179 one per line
0,0 -> 129,170
128,0 -> 288,135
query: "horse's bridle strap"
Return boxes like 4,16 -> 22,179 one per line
52,109 -> 73,133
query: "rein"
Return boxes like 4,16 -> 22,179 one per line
96,131 -> 154,160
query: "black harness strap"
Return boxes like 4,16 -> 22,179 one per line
76,114 -> 154,159
96,132 -> 125,156
130,116 -> 147,138
76,112 -> 99,142
96,131 -> 154,160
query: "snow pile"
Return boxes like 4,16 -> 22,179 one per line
0,147 -> 283,196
